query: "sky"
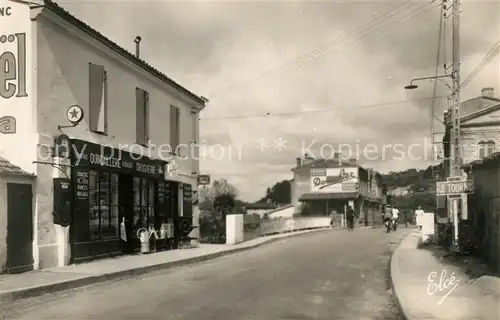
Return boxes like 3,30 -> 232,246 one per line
55,0 -> 500,202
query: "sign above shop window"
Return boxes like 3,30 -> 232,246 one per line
70,139 -> 167,179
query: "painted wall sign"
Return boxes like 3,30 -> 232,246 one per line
0,32 -> 27,98
311,167 -> 359,193
0,6 -> 12,17
0,116 -> 15,133
0,31 -> 27,135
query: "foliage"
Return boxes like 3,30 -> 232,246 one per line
199,179 -> 240,241
257,179 -> 291,205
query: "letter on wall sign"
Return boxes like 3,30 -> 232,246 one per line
0,116 -> 16,133
0,33 -> 27,98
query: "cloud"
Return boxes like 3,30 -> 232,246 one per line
56,0 -> 500,201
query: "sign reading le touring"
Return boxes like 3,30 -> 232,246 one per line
436,180 -> 474,196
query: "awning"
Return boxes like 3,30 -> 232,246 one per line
299,192 -> 359,201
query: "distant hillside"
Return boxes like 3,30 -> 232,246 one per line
382,164 -> 442,193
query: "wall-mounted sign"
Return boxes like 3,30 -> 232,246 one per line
311,167 -> 359,193
66,105 -> 84,125
70,139 -> 166,179
0,116 -> 15,134
197,174 -> 210,185
436,180 -> 474,196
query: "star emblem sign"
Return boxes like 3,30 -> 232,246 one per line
66,105 -> 84,124
70,109 -> 79,120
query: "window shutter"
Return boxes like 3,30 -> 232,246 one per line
89,63 -> 105,132
145,91 -> 150,142
136,88 -> 145,145
170,106 -> 179,151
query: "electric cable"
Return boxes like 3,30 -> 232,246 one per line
212,0 -> 439,96
460,40 -> 500,89
201,96 -> 448,121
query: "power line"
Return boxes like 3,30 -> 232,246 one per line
211,0 -> 438,96
200,96 -> 448,121
460,40 -> 500,89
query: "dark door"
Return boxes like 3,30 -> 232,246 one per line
119,174 -> 134,253
6,183 -> 33,274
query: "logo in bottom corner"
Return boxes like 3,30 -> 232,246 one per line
426,269 -> 460,305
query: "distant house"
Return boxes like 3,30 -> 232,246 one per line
388,186 -> 413,196
244,203 -> 276,218
290,154 -> 386,226
443,87 -> 500,170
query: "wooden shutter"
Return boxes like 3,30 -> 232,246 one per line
136,88 -> 148,145
89,63 -> 105,132
170,106 -> 180,151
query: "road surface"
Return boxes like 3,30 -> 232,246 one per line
1,228 -> 411,319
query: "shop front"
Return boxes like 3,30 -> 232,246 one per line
69,139 -> 178,263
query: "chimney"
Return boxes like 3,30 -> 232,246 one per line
296,157 -> 301,168
303,153 -> 314,165
134,36 -> 142,58
481,87 -> 494,98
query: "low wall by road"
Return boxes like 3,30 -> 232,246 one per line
227,214 -> 331,245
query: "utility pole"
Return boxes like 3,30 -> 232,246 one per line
449,0 -> 461,250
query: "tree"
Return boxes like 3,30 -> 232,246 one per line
199,179 -> 239,238
258,180 -> 291,204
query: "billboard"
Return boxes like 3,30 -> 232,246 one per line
310,167 -> 359,193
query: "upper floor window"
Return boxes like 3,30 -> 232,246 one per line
136,88 -> 150,145
170,105 -> 180,153
89,63 -> 108,134
478,141 -> 495,159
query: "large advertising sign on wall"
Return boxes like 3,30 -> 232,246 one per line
310,167 -> 359,193
0,0 -> 34,172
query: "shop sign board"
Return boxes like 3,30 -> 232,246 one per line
436,180 -> 474,196
310,167 -> 359,193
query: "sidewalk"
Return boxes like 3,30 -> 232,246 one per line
0,228 -> 331,303
390,230 -> 500,320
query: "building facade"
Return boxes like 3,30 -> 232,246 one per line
290,155 -> 386,225
0,0 -> 206,272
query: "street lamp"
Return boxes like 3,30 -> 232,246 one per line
404,75 -> 453,90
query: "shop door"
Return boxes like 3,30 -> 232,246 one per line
6,183 -> 33,274
119,174 -> 134,253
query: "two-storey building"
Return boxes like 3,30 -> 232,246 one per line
290,154 -> 386,225
438,87 -> 500,234
0,0 -> 206,272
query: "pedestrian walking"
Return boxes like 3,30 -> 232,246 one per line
346,205 -> 355,231
415,205 -> 424,231
329,209 -> 338,227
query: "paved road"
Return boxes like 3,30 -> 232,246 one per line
1,228 -> 411,320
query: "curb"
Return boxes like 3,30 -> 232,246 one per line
389,232 -> 412,320
0,227 -> 331,303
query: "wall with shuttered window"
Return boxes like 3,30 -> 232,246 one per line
32,16 -> 203,269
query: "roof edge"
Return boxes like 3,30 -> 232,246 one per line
41,0 -> 207,106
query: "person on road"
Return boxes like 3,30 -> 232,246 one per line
329,209 -> 338,227
346,205 -> 355,231
391,206 -> 399,230
415,205 -> 425,231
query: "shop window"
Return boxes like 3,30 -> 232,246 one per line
132,177 -> 156,232
89,171 -> 119,240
